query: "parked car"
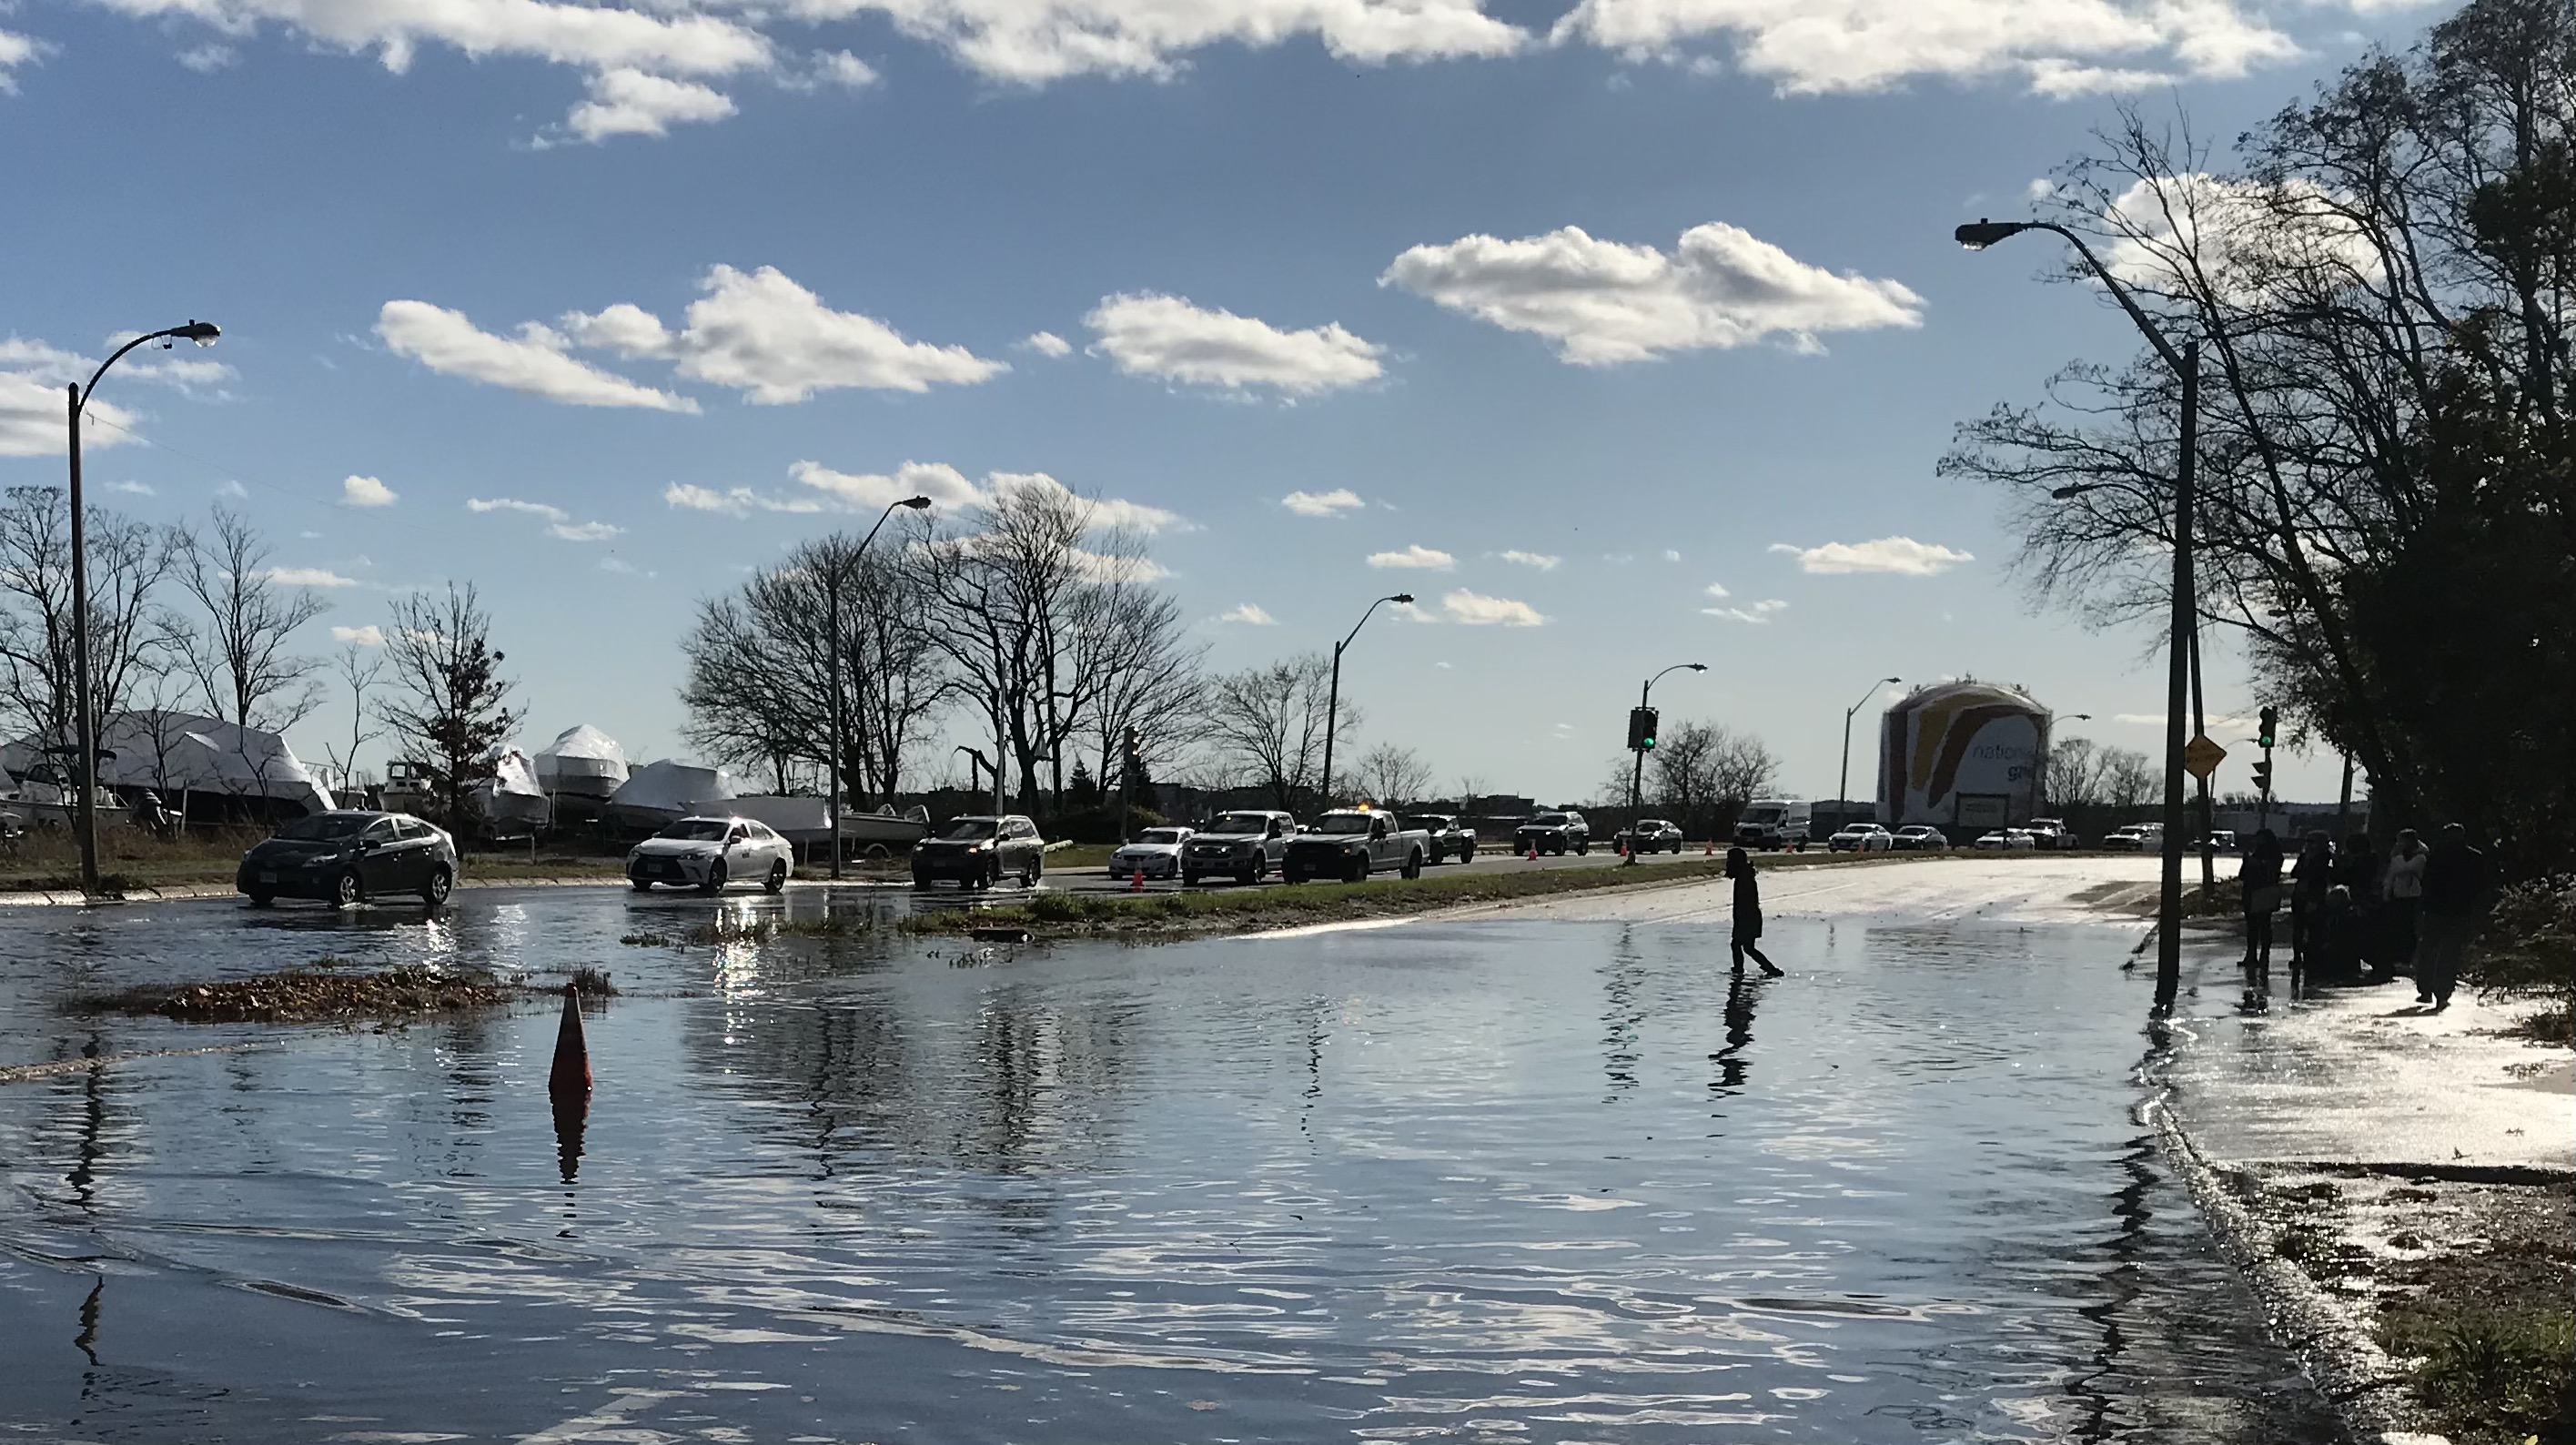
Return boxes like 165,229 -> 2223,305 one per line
1828,823 -> 1896,853
2102,824 -> 2162,853
2207,828 -> 2239,853
1514,810 -> 1591,856
1893,824 -> 1948,851
1412,813 -> 1479,864
1733,798 -> 1813,851
628,814 -> 794,894
1181,810 -> 1297,885
1283,810 -> 1429,883
2025,818 -> 2079,850
238,810 -> 458,907
1108,826 -> 1193,880
1613,818 -> 1685,854
912,814 -> 1046,890
1975,828 -> 2039,851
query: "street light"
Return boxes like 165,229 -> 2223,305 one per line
1318,594 -> 1412,806
1836,676 -> 1903,824
65,319 -> 218,898
825,494 -> 932,880
1958,216 -> 2197,1012
1630,662 -> 1707,825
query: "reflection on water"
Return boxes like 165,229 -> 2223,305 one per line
0,889 -> 2336,1442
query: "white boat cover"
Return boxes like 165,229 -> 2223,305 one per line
0,711 -> 333,816
470,748 -> 551,828
533,723 -> 630,797
608,760 -> 738,826
725,797 -> 933,844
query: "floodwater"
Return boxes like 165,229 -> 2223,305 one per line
0,885 -> 2339,1443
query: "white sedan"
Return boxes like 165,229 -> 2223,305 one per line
1974,828 -> 2039,851
629,815 -> 795,893
1828,824 -> 1896,853
1107,827 -> 1194,880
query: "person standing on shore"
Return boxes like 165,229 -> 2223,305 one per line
2290,832 -> 2335,971
2379,829 -> 2428,985
2239,829 -> 2285,985
2415,824 -> 2490,1011
1723,846 -> 1783,976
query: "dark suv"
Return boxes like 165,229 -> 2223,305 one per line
1514,810 -> 1590,856
1411,814 -> 1478,864
237,810 -> 459,907
911,814 -> 1046,889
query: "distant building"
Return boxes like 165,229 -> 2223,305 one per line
1877,681 -> 2050,829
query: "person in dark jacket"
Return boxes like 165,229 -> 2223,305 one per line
2238,829 -> 2285,983
1724,846 -> 1782,976
2414,824 -> 2490,1010
2289,831 -> 2335,971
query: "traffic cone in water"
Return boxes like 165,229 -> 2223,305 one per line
1130,867 -> 1145,893
549,983 -> 591,1105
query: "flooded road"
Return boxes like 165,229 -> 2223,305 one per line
0,876 -> 2338,1443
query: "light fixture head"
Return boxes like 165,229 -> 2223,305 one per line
1390,593 -> 1415,605
899,495 -> 933,510
1955,219 -> 2029,251
1689,662 -> 1708,672
172,319 -> 221,347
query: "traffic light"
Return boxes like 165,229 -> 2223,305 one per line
2251,757 -> 2272,795
1121,727 -> 1143,779
2257,705 -> 2278,750
1627,706 -> 1659,752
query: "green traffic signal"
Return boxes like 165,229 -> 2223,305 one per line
2257,704 -> 2278,750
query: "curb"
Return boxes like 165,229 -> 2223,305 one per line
2144,1076 -> 2450,1445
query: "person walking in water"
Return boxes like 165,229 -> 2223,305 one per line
1724,846 -> 1783,976
2239,829 -> 2285,986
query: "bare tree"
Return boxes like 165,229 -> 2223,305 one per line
1599,720 -> 1779,834
2046,735 -> 2116,809
171,506 -> 328,733
2100,745 -> 2160,808
1203,652 -> 1354,811
1452,773 -> 1491,808
1081,581 -> 1205,793
380,584 -> 521,828
0,486 -> 184,752
1349,743 -> 1434,805
321,642 -> 388,798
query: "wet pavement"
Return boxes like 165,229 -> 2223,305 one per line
1,877 -> 2344,1443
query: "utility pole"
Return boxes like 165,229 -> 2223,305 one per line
2155,341 -> 2199,1012
1837,675 -> 1902,829
2188,620 -> 2213,894
1318,593 -> 1411,808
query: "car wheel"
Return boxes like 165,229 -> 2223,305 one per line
1182,871 -> 1202,886
764,860 -> 787,894
1234,869 -> 1256,886
700,860 -> 727,894
420,866 -> 452,906
1460,844 -> 1475,863
1575,840 -> 1589,855
246,892 -> 274,907
631,878 -> 654,892
1253,857 -> 1270,882
1350,856 -> 1370,884
334,870 -> 363,908
911,873 -> 934,891
1400,849 -> 1422,881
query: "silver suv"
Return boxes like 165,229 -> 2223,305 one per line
1181,810 -> 1297,885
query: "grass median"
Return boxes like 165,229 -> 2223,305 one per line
903,849 -> 1917,941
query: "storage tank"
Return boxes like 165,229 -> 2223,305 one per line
1876,682 -> 2050,831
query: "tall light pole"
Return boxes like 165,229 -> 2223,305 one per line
1631,662 -> 1707,819
1836,675 -> 1902,824
1318,593 -> 1412,807
66,320 -> 219,899
1959,217 -> 2197,1011
825,495 -> 932,879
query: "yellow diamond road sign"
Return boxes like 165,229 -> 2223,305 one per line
2184,734 -> 2227,781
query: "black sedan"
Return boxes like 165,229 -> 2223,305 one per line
1612,818 -> 1686,854
237,810 -> 458,907
911,814 -> 1046,889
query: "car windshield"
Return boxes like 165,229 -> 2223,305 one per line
277,813 -> 369,842
1743,806 -> 1783,824
656,819 -> 732,842
1312,813 -> 1372,834
1134,829 -> 1186,845
1208,813 -> 1272,834
1529,813 -> 1569,827
940,818 -> 1000,840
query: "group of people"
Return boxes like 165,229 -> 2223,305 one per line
2236,822 -> 2491,1007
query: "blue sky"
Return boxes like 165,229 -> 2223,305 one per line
1,0 -> 2438,803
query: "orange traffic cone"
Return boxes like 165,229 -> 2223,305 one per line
1703,838 -> 1714,856
1130,868 -> 1145,893
1615,838 -> 1627,857
549,983 -> 591,1104
1525,844 -> 1537,861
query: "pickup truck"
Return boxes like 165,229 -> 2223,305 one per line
1282,810 -> 1429,884
1180,809 -> 1297,884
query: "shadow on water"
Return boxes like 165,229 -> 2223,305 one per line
0,890 -> 2344,1443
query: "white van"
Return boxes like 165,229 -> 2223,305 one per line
1733,799 -> 1813,851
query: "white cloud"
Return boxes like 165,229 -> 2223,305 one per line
1086,293 -> 1383,396
216,480 -> 247,499
775,48 -> 880,88
1368,543 -> 1455,571
175,41 -> 237,70
1281,488 -> 1365,518
377,301 -> 699,411
0,334 -> 227,455
2026,177 -> 2056,203
675,462 -> 1185,533
1383,222 -> 1924,364
1548,0 -> 2298,97
467,496 -> 568,522
1769,536 -> 1973,575
1216,602 -> 1277,625
551,520 -> 623,541
0,28 -> 50,92
268,566 -> 360,588
1442,589 -> 1545,626
1703,598 -> 1787,623
1495,549 -> 1560,571
561,264 -> 1005,401
558,68 -> 736,142
330,624 -> 384,645
598,556 -> 641,574
1702,581 -> 1731,598
1018,330 -> 1073,358
1662,549 -> 1681,561
108,480 -> 157,496
2099,174 -> 2384,301
666,481 -> 819,516
342,474 -> 399,507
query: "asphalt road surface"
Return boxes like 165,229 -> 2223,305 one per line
1044,836 -> 1844,895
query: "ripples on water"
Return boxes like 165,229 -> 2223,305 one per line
0,892 -> 2335,1442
